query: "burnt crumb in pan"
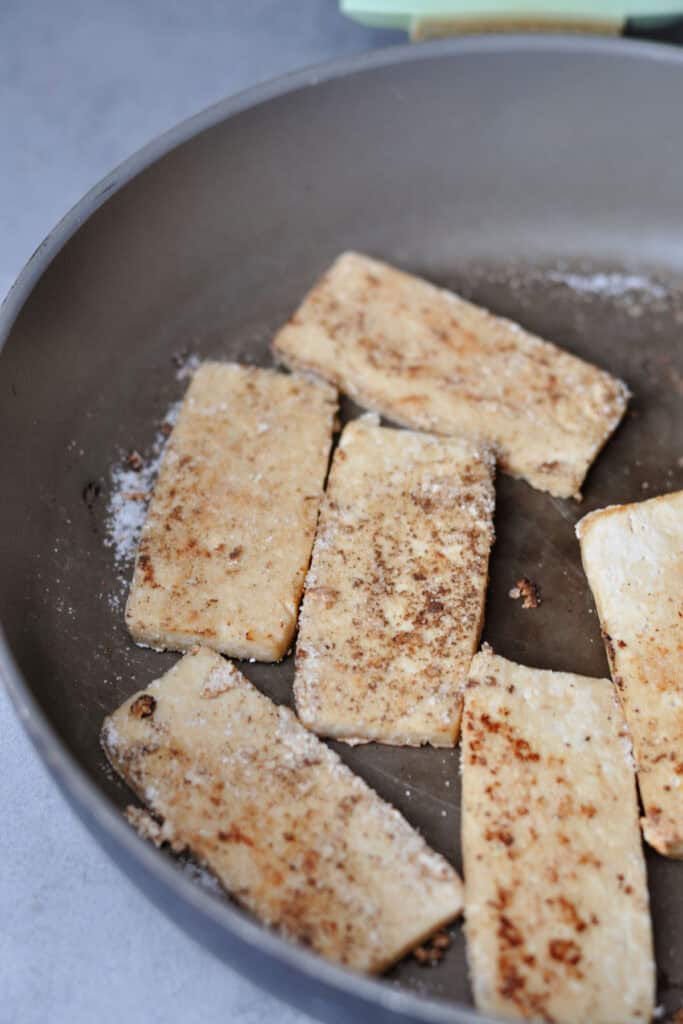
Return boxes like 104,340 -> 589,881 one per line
508,577 -> 542,609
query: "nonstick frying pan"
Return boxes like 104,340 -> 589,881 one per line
1,35 -> 683,1024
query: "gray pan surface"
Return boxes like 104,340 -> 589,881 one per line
1,35 -> 683,1024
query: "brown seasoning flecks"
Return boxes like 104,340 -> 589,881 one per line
130,694 -> 157,719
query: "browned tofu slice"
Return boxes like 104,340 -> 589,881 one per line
577,489 -> 683,858
462,649 -> 654,1024
125,362 -> 337,661
294,415 -> 495,747
272,252 -> 629,499
101,647 -> 464,971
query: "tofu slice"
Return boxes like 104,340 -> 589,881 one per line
101,647 -> 464,972
294,415 -> 495,747
462,649 -> 654,1024
125,363 -> 337,661
577,489 -> 683,858
272,252 -> 629,499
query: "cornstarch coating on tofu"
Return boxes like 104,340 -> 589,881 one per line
272,252 -> 629,499
125,362 -> 337,661
294,415 -> 495,747
462,649 -> 654,1024
577,489 -> 683,859
101,647 -> 464,971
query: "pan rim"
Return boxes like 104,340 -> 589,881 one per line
2,32 -> 683,1024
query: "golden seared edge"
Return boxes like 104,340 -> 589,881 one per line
461,648 -> 655,1024
294,414 -> 495,747
577,489 -> 683,858
101,647 -> 464,972
125,362 -> 337,662
272,251 -> 629,499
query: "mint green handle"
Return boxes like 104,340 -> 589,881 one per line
341,0 -> 683,33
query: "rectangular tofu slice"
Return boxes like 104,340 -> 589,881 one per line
462,649 -> 654,1024
294,415 -> 495,747
577,489 -> 683,858
125,362 -> 337,661
101,647 -> 464,972
272,252 -> 629,499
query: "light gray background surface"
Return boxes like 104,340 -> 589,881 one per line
0,4 -> 400,1022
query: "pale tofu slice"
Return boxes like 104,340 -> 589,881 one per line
272,252 -> 629,499
294,415 -> 495,747
577,489 -> 683,858
101,647 -> 464,972
125,363 -> 337,662
462,649 -> 654,1024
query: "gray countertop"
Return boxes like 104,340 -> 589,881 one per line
0,4 -> 400,1021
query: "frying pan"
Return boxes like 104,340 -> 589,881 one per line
1,35 -> 682,1024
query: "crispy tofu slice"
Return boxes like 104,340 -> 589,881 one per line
294,415 -> 495,747
462,649 -> 654,1024
577,489 -> 683,858
101,647 -> 464,971
125,363 -> 337,661
272,252 -> 629,499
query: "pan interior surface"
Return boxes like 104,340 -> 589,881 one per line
1,37 -> 683,1023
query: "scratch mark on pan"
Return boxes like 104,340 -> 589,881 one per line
364,762 -> 454,812
548,494 -> 580,527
